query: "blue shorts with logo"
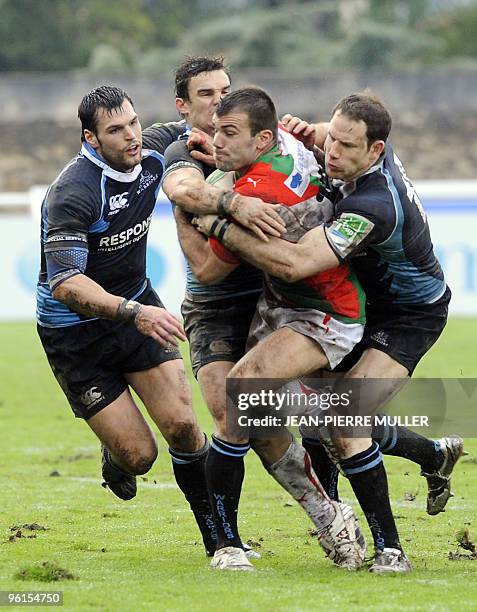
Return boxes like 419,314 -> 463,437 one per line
37,281 -> 181,419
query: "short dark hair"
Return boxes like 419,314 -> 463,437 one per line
175,56 -> 230,100
331,91 -> 392,146
215,87 -> 278,140
78,85 -> 134,140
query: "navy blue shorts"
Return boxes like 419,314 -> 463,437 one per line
38,282 -> 182,419
334,286 -> 451,375
181,292 -> 260,377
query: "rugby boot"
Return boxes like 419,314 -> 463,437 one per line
101,445 -> 137,500
243,543 -> 261,559
421,436 -> 465,515
205,542 -> 261,559
210,546 -> 255,571
369,547 -> 412,574
317,501 -> 367,570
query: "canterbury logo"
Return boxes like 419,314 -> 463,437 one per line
80,386 -> 104,407
109,192 -> 129,213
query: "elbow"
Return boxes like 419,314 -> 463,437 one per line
195,267 -> 221,285
52,282 -> 68,303
280,268 -> 300,283
273,258 -> 305,283
167,184 -> 184,206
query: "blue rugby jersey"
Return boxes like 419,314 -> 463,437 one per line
324,143 -> 446,305
37,122 -> 184,328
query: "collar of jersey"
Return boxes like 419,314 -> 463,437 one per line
81,143 -> 143,183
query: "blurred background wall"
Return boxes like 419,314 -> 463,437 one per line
1,0 -> 476,318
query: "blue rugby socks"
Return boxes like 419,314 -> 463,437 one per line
170,435 -> 217,556
373,419 -> 444,474
206,434 -> 250,550
341,442 -> 401,551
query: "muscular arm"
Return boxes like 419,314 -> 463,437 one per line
52,274 -> 186,346
163,165 -> 285,240
52,273 -> 122,319
173,206 -> 238,284
196,218 -> 339,282
163,166 -> 229,215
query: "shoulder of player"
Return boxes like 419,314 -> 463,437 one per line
346,171 -> 395,216
54,153 -> 101,195
142,120 -> 187,153
46,155 -> 102,211
163,139 -> 205,176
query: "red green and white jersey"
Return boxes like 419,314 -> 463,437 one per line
210,127 -> 366,324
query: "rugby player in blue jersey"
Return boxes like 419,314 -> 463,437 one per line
36,85 -> 281,556
197,92 -> 464,573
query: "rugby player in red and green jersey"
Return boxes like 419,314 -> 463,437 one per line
190,87 -> 367,572
200,91 -> 464,574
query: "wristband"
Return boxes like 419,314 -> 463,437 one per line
217,220 -> 231,243
117,299 -> 141,322
209,218 -> 232,242
209,217 -> 223,237
217,191 -> 237,216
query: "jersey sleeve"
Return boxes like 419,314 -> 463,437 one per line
44,180 -> 97,290
324,193 -> 394,261
163,140 -> 204,179
142,121 -> 185,154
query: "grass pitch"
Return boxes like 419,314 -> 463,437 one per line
0,319 -> 476,611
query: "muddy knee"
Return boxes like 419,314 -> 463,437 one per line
164,421 -> 203,452
113,439 -> 158,475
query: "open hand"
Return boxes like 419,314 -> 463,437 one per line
135,305 -> 186,346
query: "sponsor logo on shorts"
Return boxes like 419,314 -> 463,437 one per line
209,340 -> 233,354
370,330 -> 389,347
80,386 -> 105,409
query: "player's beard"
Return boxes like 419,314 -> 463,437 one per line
96,137 -> 142,173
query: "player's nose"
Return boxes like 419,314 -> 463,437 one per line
212,91 -> 223,106
329,142 -> 340,158
124,125 -> 136,140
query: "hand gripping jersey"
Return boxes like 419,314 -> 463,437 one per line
323,143 -> 446,306
210,127 -> 366,324
37,122 -> 184,328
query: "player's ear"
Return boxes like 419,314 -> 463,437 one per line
176,97 -> 189,118
369,139 -> 385,161
83,129 -> 99,149
256,129 -> 274,151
